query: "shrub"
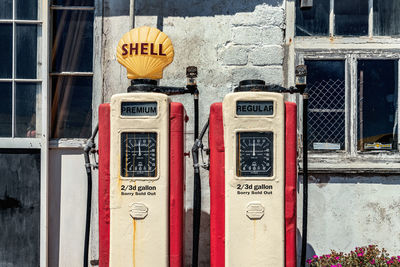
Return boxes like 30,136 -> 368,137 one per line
307,245 -> 400,266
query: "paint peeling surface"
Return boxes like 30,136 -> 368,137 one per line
0,150 -> 40,266
299,174 -> 400,261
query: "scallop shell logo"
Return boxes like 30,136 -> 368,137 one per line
116,26 -> 174,80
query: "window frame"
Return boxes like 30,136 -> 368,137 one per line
286,0 -> 400,173
0,0 -> 44,148
296,0 -> 400,38
49,2 -> 96,144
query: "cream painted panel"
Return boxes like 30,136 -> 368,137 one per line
54,151 -> 87,267
223,92 -> 285,267
109,93 -> 169,267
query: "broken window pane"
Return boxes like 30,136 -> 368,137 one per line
335,0 -> 368,36
373,0 -> 400,36
305,60 -> 346,151
357,60 -> 398,151
296,0 -> 330,36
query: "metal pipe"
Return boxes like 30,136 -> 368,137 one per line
83,124 -> 98,267
192,91 -> 200,267
300,94 -> 309,267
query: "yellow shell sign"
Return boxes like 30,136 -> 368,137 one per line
116,26 -> 174,80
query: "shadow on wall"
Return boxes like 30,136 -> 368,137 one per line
104,0 -> 283,17
184,209 -> 210,267
297,229 -> 316,266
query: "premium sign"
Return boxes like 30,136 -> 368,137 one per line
116,26 -> 174,80
236,101 -> 274,115
121,102 -> 157,116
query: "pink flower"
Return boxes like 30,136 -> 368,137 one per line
336,256 -> 340,260
313,255 -> 318,259
338,264 -> 342,267
358,253 -> 363,257
371,259 -> 375,264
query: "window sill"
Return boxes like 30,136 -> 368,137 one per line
50,139 -> 88,149
0,138 -> 42,149
300,152 -> 400,173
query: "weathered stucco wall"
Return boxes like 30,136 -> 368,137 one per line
300,174 -> 400,261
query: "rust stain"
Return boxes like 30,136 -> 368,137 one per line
289,38 -> 292,44
133,219 -> 136,267
253,220 -> 256,240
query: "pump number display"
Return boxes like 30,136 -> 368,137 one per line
121,132 -> 157,177
236,132 -> 273,177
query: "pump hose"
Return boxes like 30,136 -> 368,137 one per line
83,124 -> 98,267
192,93 -> 200,267
300,94 -> 309,267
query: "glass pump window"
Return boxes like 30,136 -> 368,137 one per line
120,132 -> 158,178
357,60 -> 398,151
50,1 -> 94,138
236,132 -> 274,177
305,60 -> 346,151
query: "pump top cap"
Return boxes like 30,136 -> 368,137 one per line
116,26 -> 174,80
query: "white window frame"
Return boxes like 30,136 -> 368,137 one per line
49,1 -> 101,149
0,0 -> 49,266
286,0 -> 400,173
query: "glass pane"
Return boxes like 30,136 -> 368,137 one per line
51,76 -> 92,138
335,0 -> 368,36
305,60 -> 346,151
357,60 -> 398,151
0,24 -> 12,79
373,0 -> 400,36
52,0 -> 94,6
16,25 -> 38,79
0,150 -> 40,267
0,83 -> 12,137
16,83 -> 41,138
296,0 -> 330,36
0,0 -> 12,19
52,10 -> 93,72
16,0 -> 38,20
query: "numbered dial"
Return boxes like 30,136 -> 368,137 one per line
121,132 -> 157,177
236,132 -> 273,177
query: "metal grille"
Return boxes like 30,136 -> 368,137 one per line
307,79 -> 345,150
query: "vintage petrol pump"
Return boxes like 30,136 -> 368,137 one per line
206,80 -> 299,267
97,26 -> 197,267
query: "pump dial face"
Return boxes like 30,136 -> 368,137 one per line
236,132 -> 273,177
121,132 -> 157,177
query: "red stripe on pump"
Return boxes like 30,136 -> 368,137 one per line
285,102 -> 297,267
209,103 -> 225,267
98,104 -> 111,267
169,102 -> 186,267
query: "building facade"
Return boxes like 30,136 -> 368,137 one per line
0,0 -> 400,266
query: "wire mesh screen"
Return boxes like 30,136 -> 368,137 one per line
307,79 -> 345,150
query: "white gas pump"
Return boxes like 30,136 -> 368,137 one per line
97,26 -> 198,267
194,80 -> 301,267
